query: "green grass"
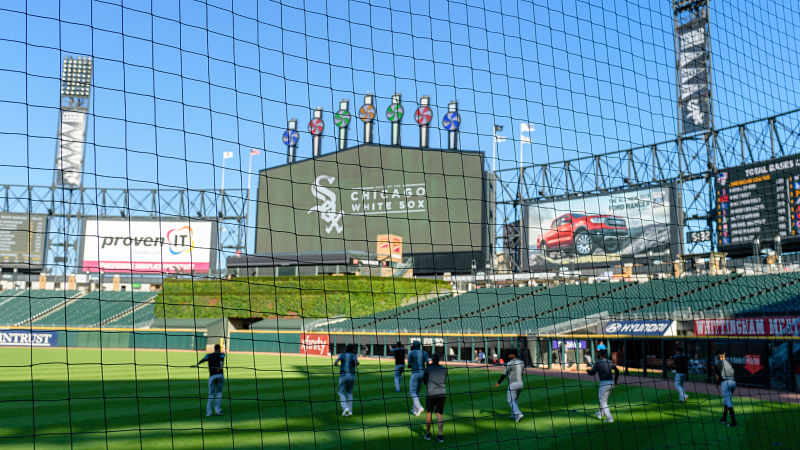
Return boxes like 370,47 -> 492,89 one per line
155,276 -> 449,320
2,348 -> 797,449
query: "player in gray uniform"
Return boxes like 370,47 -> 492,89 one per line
587,347 -> 619,423
334,343 -> 359,417
423,354 -> 448,442
494,349 -> 525,422
408,341 -> 429,416
715,350 -> 737,427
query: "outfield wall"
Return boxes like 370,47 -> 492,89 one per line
1,327 -> 205,350
4,327 -> 800,392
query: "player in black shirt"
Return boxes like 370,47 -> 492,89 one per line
673,346 -> 689,403
391,341 -> 407,392
195,344 -> 225,416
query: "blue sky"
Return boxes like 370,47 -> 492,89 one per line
0,0 -> 799,198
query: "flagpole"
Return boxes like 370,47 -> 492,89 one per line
492,134 -> 497,172
221,156 -> 226,196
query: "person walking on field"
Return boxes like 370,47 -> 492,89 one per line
335,343 -> 360,417
390,341 -> 407,393
408,341 -> 429,416
194,344 -> 225,417
493,349 -> 525,423
673,346 -> 690,403
715,350 -> 738,427
422,354 -> 448,443
587,347 -> 619,423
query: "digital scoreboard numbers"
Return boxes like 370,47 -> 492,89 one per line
0,212 -> 48,269
716,154 -> 800,254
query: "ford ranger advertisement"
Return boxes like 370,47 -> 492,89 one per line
525,186 -> 679,271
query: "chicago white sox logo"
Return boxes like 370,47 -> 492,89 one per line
307,175 -> 344,234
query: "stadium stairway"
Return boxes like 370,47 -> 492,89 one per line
100,296 -> 157,328
32,292 -> 158,328
487,281 -> 635,334
9,290 -> 83,327
421,286 -> 547,333
618,273 -> 799,319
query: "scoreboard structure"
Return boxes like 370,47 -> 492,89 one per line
0,212 -> 48,271
716,154 -> 800,255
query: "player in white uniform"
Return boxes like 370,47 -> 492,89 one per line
334,343 -> 359,416
587,346 -> 619,423
494,349 -> 525,422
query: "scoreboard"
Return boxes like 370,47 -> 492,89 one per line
0,212 -> 48,270
716,154 -> 800,253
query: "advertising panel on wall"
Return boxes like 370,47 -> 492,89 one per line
299,333 -> 330,356
0,329 -> 58,347
0,212 -> 48,270
715,153 -> 800,254
694,317 -> 800,337
524,185 -> 680,271
81,219 -> 216,274
255,144 -> 492,274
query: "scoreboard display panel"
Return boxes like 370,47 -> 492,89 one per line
716,154 -> 800,253
0,212 -> 48,270
255,144 -> 491,274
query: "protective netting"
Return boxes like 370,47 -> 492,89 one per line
3,0 -> 800,448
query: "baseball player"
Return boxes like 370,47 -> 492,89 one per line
673,346 -> 690,403
408,341 -> 429,416
493,349 -> 525,422
390,341 -> 407,393
334,343 -> 359,416
587,346 -> 619,423
715,350 -> 737,427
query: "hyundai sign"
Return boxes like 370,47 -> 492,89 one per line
0,330 -> 58,347
603,320 -> 675,336
81,219 -> 216,274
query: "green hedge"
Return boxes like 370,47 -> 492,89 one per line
155,276 -> 449,320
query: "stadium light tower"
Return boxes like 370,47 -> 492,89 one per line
50,56 -> 93,275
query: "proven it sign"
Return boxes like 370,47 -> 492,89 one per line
81,219 -> 216,274
0,330 -> 58,347
299,333 -> 330,356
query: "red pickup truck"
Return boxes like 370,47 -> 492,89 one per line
537,213 -> 628,256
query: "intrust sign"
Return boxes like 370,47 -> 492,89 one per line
0,330 -> 58,347
82,219 -> 214,274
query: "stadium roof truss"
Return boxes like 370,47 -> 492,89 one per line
494,108 -> 800,271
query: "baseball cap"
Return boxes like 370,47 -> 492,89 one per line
596,343 -> 607,351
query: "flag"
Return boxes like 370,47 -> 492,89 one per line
250,148 -> 260,156
494,124 -> 506,142
223,151 -> 234,159
520,122 -> 535,143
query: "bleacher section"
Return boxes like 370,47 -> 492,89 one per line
326,272 -> 800,334
0,290 -> 80,326
32,292 -> 157,328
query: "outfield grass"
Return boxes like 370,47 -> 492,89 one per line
2,348 -> 797,449
156,276 -> 449,320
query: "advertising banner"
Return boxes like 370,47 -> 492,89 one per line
603,320 -> 676,336
0,212 -> 48,269
56,110 -> 88,187
0,330 -> 58,347
525,186 -> 679,271
676,13 -> 711,135
81,219 -> 216,274
299,333 -> 330,356
694,317 -> 800,337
